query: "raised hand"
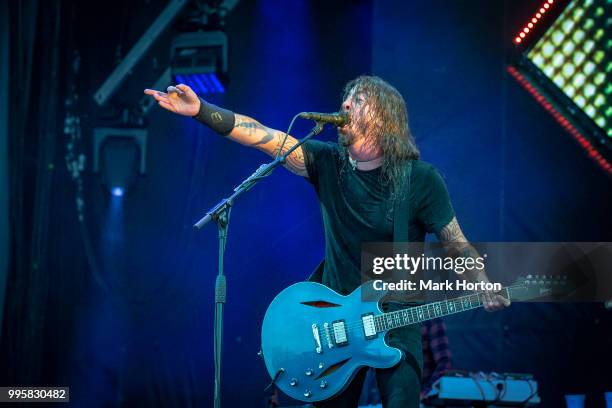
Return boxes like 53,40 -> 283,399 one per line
143,84 -> 200,117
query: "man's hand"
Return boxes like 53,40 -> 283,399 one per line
482,289 -> 511,312
143,84 -> 200,117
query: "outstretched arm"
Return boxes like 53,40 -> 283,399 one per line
436,217 -> 510,312
144,84 -> 308,177
229,114 -> 307,177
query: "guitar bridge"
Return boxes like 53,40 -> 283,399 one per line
311,323 -> 323,354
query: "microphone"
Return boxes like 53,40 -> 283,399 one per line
299,112 -> 349,127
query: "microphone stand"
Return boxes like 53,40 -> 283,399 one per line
193,121 -> 325,408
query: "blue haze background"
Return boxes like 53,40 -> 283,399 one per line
1,1 -> 610,407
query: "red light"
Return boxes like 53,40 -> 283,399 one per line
536,13 -> 542,18
528,23 -> 534,28
544,3 -> 550,9
515,37 -> 522,43
540,8 -> 546,13
548,0 -> 554,3
504,66 -> 611,172
532,18 -> 538,23
524,27 -> 530,33
520,32 -> 526,38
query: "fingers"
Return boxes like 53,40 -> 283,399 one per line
175,83 -> 198,100
144,88 -> 170,101
482,290 -> 493,311
483,291 -> 510,312
499,295 -> 511,307
174,83 -> 191,93
158,100 -> 175,112
167,85 -> 186,99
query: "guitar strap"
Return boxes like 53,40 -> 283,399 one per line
393,159 -> 413,243
308,159 -> 414,283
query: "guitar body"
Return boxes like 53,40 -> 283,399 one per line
261,276 -> 557,403
261,282 -> 402,402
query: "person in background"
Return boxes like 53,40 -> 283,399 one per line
420,318 -> 452,401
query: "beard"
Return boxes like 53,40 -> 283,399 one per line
337,114 -> 368,147
337,126 -> 354,147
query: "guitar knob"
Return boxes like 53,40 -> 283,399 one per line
320,380 -> 328,388
305,369 -> 313,376
289,378 -> 298,386
304,390 -> 312,398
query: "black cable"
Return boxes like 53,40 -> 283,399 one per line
470,372 -> 488,404
274,113 -> 301,160
483,373 -> 504,407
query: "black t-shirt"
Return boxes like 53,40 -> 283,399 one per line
302,140 -> 455,295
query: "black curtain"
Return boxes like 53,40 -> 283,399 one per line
0,0 -> 64,385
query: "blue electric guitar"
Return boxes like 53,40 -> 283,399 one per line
261,275 -> 567,403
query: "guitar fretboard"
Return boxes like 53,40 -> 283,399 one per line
374,287 -> 511,333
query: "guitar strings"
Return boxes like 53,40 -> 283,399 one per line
317,285 -> 522,336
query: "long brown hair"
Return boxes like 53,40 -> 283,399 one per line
340,75 -> 419,198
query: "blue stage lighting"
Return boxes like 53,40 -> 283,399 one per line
111,187 -> 125,197
93,128 -> 147,197
174,73 -> 225,94
170,31 -> 228,94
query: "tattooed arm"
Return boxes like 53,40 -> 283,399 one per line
228,114 -> 308,177
143,84 -> 308,177
437,217 -> 510,311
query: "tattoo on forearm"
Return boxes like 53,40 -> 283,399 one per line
234,115 -> 275,144
438,217 -> 470,257
233,114 -> 306,176
272,137 -> 307,175
438,217 -> 487,281
437,217 -> 466,243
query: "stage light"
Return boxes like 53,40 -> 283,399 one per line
508,66 -> 612,174
111,187 -> 125,197
509,0 -> 612,175
527,0 -> 611,138
93,128 -> 148,196
170,31 -> 228,94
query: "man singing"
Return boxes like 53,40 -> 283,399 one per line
144,75 -> 509,407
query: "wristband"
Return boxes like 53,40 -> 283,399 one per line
192,97 -> 235,135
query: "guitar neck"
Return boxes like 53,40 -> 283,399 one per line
375,286 -> 515,333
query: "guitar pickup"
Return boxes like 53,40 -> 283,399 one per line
332,320 -> 348,347
361,313 -> 377,340
312,323 -> 323,354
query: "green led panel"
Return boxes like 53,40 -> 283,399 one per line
527,0 -> 611,137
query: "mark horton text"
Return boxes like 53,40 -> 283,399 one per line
373,279 -> 502,292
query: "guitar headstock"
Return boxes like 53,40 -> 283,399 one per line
508,274 -> 575,301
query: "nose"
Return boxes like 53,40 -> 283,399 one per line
342,99 -> 351,112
